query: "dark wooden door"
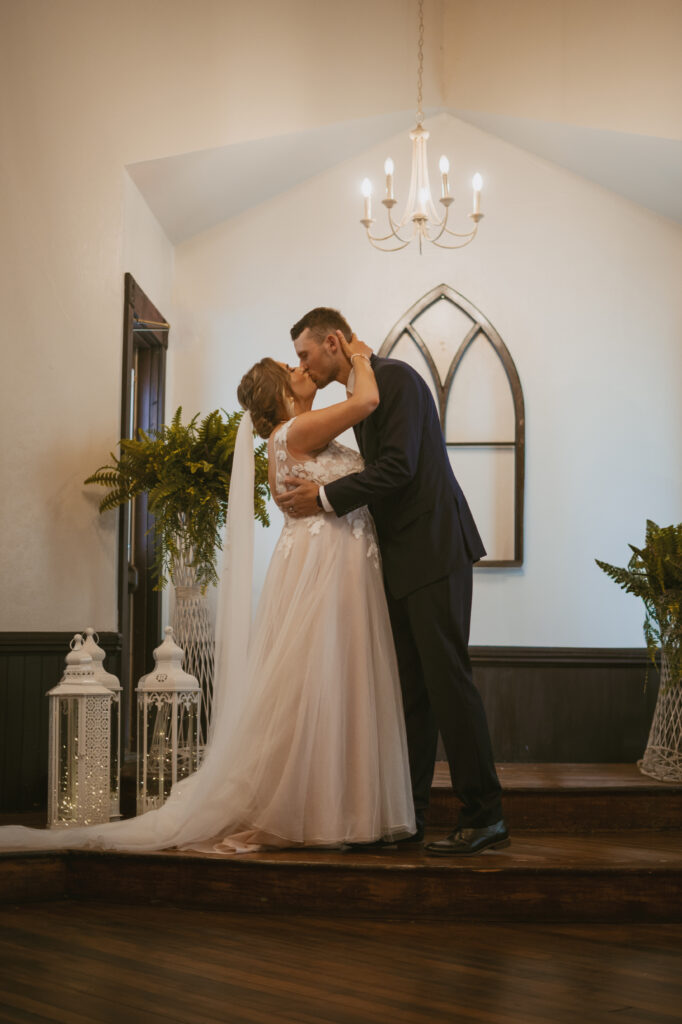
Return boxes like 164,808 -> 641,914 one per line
120,273 -> 168,755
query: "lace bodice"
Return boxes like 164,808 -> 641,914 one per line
270,417 -> 379,566
272,417 -> 364,488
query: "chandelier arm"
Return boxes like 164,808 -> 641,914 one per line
426,205 -> 478,242
367,211 -> 412,245
386,206 -> 401,234
418,206 -> 452,244
439,225 -> 479,239
366,224 -> 412,244
365,233 -> 413,253
386,204 -> 447,242
429,226 -> 479,250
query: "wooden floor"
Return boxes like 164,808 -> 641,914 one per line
1,765 -> 681,1021
0,902 -> 681,1024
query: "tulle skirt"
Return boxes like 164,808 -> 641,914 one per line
205,512 -> 415,850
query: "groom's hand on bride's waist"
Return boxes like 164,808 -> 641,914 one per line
275,478 -> 323,517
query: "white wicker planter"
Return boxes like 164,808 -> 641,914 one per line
172,548 -> 215,751
638,653 -> 682,783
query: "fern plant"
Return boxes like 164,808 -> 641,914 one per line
596,521 -> 682,685
85,408 -> 270,591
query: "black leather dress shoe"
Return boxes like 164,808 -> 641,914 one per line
425,820 -> 510,856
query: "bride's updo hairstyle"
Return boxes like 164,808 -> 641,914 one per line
237,358 -> 294,439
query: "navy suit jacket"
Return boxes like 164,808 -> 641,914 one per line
324,355 -> 486,599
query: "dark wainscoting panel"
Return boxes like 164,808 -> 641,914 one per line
0,637 -> 657,812
0,633 -> 122,813
470,647 -> 658,763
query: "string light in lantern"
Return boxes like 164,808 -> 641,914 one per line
82,627 -> 122,820
136,627 -> 200,814
47,634 -> 113,828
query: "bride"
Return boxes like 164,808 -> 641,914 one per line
0,333 -> 415,852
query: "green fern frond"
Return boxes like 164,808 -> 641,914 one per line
85,405 -> 271,591
84,469 -> 121,488
596,520 -> 682,684
99,490 -> 131,513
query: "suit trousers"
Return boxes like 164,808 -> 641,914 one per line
386,558 -> 503,829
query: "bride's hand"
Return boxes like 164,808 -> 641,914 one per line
336,330 -> 373,364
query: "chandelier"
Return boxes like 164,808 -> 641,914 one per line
360,0 -> 484,254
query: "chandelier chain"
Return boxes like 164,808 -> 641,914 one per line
416,0 -> 424,124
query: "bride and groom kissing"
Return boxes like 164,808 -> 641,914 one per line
0,306 -> 508,857
258,305 -> 509,856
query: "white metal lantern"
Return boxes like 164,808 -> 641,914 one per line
82,627 -> 122,820
136,626 -> 200,814
47,634 -> 113,828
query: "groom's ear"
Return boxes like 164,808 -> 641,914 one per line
324,332 -> 339,353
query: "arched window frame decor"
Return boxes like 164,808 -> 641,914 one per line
379,283 -> 525,567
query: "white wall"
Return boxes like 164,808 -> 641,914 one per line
0,0 -> 442,632
171,113 -> 682,646
122,173 -> 175,318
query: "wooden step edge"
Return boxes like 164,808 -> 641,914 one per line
1,846 -> 680,922
444,764 -> 682,794
483,785 -> 682,795
3,834 -> 682,872
60,857 -> 682,924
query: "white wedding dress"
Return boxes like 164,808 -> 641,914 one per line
0,414 -> 415,853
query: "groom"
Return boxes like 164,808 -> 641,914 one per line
278,307 -> 508,855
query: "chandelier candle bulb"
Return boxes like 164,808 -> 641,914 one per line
439,155 -> 450,198
416,187 -> 428,218
361,177 -> 373,222
384,159 -> 394,201
472,173 -> 483,215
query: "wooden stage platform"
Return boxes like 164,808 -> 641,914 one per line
2,765 -> 681,923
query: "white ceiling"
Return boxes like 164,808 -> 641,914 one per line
127,110 -> 682,245
451,109 -> 682,225
127,110 -> 418,244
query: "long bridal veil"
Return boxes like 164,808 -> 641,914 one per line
0,412 -> 257,851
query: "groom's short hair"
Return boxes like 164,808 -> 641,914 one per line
290,307 -> 352,344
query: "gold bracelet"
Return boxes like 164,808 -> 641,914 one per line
350,353 -> 371,363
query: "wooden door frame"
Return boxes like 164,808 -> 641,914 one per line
119,273 -> 169,756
